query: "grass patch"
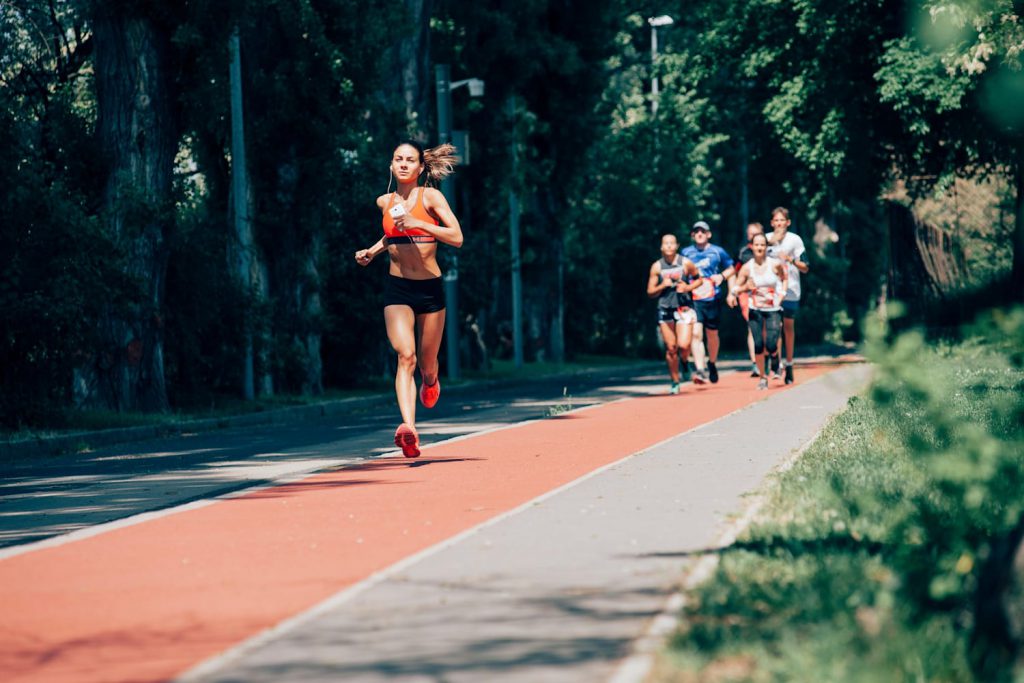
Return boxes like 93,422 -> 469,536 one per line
657,308 -> 1024,682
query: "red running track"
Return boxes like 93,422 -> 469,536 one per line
0,365 -> 837,682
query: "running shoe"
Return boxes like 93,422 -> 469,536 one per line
757,377 -> 769,390
394,423 -> 421,458
785,364 -> 794,385
669,382 -> 680,395
419,377 -> 441,408
772,358 -> 782,380
693,369 -> 707,385
708,361 -> 719,384
750,362 -> 760,377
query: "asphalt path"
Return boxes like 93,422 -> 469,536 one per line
0,364 -> 663,549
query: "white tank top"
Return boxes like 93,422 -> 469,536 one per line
747,257 -> 785,311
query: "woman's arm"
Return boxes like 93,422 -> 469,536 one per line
647,261 -> 670,298
678,260 -> 705,293
355,236 -> 386,266
395,187 -> 464,247
731,263 -> 753,293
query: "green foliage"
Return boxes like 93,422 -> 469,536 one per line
0,3 -> 129,426
865,309 -> 1024,673
2,0 -> 1017,424
664,308 -> 1024,681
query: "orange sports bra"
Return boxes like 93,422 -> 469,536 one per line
382,188 -> 438,245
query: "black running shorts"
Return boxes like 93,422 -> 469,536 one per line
694,299 -> 721,329
383,274 -> 446,314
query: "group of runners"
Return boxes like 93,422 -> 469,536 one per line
647,209 -> 808,392
355,140 -> 810,457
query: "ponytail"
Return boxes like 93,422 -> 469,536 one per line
422,143 -> 458,185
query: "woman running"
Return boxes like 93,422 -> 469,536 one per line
727,222 -> 764,377
647,234 -> 703,394
355,141 -> 463,457
731,232 -> 787,390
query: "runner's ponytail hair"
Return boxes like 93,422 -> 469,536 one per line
422,143 -> 458,185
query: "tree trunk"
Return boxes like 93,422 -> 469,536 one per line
378,0 -> 433,135
402,0 -> 433,128
1013,149 -> 1023,291
268,152 -> 322,396
91,10 -> 177,412
299,227 -> 324,396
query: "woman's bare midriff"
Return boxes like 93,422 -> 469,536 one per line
388,242 -> 442,279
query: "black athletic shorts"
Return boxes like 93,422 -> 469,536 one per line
383,274 -> 445,314
694,299 -> 721,329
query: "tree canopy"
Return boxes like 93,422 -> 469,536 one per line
0,0 -> 1017,427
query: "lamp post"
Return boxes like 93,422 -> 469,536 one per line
648,15 -> 674,117
435,64 -> 484,381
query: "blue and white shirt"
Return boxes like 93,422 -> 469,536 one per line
680,244 -> 733,301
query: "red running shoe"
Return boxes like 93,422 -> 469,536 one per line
419,378 -> 441,408
394,423 -> 420,458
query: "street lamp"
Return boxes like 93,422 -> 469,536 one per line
648,15 -> 674,117
452,78 -> 485,98
435,65 -> 484,381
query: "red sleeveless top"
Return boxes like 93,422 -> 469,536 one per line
382,189 -> 437,244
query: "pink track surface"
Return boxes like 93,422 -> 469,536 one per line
0,365 -> 837,682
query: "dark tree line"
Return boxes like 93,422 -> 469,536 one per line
1,0 -> 1018,427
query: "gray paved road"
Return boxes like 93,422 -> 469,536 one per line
1,364 -> 672,549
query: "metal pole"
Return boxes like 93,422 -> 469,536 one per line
435,64 -> 460,380
229,27 -> 254,400
507,96 -> 524,368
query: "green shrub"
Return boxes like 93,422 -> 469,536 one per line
665,306 -> 1024,682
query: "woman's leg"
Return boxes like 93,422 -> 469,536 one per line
677,320 -> 693,364
416,309 -> 446,385
658,322 -> 680,383
385,305 -> 418,427
766,311 -> 783,376
747,311 -> 767,379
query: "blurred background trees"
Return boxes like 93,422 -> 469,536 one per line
1,0 -> 1017,427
